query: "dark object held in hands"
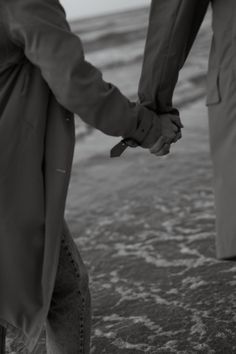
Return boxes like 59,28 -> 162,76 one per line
110,138 -> 139,158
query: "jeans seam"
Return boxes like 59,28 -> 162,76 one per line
61,234 -> 86,353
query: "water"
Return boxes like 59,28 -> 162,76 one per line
60,0 -> 150,19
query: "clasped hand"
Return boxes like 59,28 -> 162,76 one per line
150,114 -> 183,156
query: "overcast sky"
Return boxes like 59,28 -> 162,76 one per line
60,0 -> 150,19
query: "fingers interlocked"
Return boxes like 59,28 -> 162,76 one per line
150,113 -> 183,157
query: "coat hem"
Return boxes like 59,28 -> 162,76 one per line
0,317 -> 43,353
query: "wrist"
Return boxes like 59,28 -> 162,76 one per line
123,104 -> 155,144
110,104 -> 160,158
138,95 -> 179,117
126,105 -> 161,149
139,115 -> 162,148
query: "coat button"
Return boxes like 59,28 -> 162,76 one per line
65,112 -> 72,122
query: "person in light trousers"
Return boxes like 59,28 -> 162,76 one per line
138,0 -> 236,260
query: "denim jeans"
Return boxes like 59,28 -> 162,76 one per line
1,225 -> 92,354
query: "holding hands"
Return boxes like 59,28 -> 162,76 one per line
149,113 -> 183,156
110,106 -> 183,158
140,111 -> 183,157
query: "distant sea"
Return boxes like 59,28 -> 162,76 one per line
70,7 -> 150,100
61,0 -> 150,20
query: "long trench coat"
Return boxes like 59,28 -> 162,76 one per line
138,0 -> 236,260
0,0 -> 157,351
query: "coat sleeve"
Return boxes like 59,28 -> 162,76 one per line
138,0 -> 210,114
3,0 -> 155,142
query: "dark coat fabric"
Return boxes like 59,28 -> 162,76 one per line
0,0 -> 157,351
138,0 -> 236,260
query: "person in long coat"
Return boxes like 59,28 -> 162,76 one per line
0,0 -> 182,353
138,0 -> 236,260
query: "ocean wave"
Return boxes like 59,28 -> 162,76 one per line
85,39 -> 145,69
70,7 -> 149,52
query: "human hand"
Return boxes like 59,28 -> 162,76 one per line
110,108 -> 182,158
149,114 -> 183,156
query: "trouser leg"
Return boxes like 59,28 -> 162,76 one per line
45,224 -> 92,354
0,326 -> 6,354
206,68 -> 236,259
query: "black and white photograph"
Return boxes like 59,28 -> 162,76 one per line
0,0 -> 236,353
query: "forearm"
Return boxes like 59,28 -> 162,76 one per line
138,0 -> 210,113
3,0 -> 154,142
